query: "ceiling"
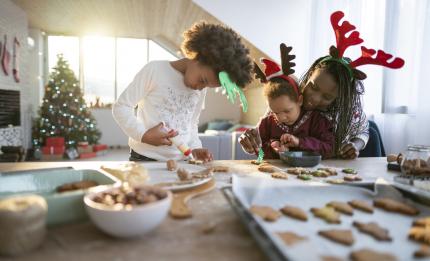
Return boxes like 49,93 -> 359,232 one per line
12,0 -> 268,59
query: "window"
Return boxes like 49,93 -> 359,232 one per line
116,38 -> 148,97
48,36 -> 79,77
47,36 -> 178,106
83,36 -> 116,106
148,40 -> 177,62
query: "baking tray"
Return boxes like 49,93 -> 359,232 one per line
0,167 -> 119,226
393,174 -> 430,204
223,175 -> 430,261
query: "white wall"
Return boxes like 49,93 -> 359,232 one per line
193,0 -> 313,75
0,0 -> 32,148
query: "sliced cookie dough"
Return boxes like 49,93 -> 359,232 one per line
249,205 -> 281,222
374,198 -> 419,216
280,205 -> 308,221
350,248 -> 396,261
327,201 -> 354,215
348,200 -> 374,213
352,221 -> 392,241
271,172 -> 289,180
318,229 -> 354,246
311,206 -> 341,224
276,231 -> 308,246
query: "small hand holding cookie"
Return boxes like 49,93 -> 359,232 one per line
340,141 -> 359,159
271,140 -> 288,153
239,128 -> 262,155
280,134 -> 299,148
141,122 -> 178,146
192,148 -> 213,163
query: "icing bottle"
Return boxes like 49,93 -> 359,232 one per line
162,124 -> 193,158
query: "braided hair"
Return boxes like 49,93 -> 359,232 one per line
299,57 -> 365,154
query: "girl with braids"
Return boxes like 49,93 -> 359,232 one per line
299,54 -> 367,159
240,11 -> 404,159
240,44 -> 335,159
113,22 -> 253,162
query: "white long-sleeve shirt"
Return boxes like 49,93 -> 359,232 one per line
112,60 -> 206,161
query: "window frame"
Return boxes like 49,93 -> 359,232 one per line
45,35 -> 178,104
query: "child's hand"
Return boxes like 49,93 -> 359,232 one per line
192,148 -> 213,163
239,128 -> 262,155
280,134 -> 299,147
270,140 -> 289,153
339,141 -> 359,159
141,122 -> 178,146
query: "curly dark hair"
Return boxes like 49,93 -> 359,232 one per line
299,57 -> 365,153
263,78 -> 300,102
181,22 -> 253,88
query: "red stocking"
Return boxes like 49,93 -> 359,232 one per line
13,37 -> 20,83
1,35 -> 11,76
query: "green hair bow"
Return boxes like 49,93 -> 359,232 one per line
218,71 -> 248,112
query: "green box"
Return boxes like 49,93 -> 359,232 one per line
0,168 -> 119,226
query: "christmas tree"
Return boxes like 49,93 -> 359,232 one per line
32,54 -> 101,148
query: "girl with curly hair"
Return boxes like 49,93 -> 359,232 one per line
113,22 -> 253,162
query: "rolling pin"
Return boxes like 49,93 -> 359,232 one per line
170,178 -> 216,219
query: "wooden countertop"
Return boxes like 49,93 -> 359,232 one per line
0,158 -> 396,261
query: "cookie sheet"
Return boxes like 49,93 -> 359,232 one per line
231,175 -> 430,261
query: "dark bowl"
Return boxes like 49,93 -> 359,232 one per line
279,151 -> 322,167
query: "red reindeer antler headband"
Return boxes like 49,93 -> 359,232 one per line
254,43 -> 300,96
321,11 -> 405,80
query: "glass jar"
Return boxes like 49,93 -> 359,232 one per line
400,145 -> 430,175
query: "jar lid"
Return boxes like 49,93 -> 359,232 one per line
407,145 -> 430,152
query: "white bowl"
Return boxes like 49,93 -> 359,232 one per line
84,186 -> 172,238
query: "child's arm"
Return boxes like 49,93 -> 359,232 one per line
188,90 -> 213,162
112,63 -> 173,146
258,116 -> 276,159
340,109 -> 369,159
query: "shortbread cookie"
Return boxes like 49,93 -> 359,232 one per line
320,256 -> 344,261
189,159 -> 203,165
311,206 -> 341,224
166,159 -> 177,171
318,229 -> 354,246
326,179 -> 345,185
280,205 -> 308,221
414,245 -> 430,258
413,217 -> 430,227
374,198 -> 419,216
56,180 -> 98,193
327,201 -> 354,215
177,168 -> 191,181
276,232 -> 307,246
342,168 -> 358,174
271,172 -> 289,180
298,174 -> 312,181
250,205 -> 281,222
350,249 -> 396,261
192,168 -> 213,179
409,226 -> 430,245
211,166 -> 229,172
318,167 -> 338,176
258,163 -> 276,173
348,200 -> 374,213
353,221 -> 392,241
251,160 -> 266,165
287,167 -> 310,175
343,175 -> 362,182
311,170 -> 330,178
